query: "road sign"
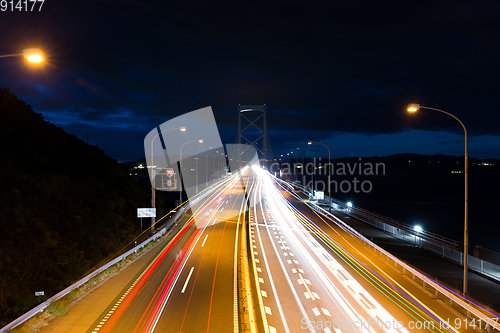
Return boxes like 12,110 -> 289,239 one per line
223,166 -> 229,170
315,191 -> 324,200
137,208 -> 156,218
35,291 -> 44,296
166,168 -> 174,177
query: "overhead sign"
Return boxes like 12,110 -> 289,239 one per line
315,191 -> 324,200
223,166 -> 229,170
137,208 -> 156,218
165,168 -> 174,177
35,291 -> 44,296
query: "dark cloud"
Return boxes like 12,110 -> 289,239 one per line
1,0 -> 499,161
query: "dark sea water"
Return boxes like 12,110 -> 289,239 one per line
297,171 -> 500,252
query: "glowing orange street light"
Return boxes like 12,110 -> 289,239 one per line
0,48 -> 44,63
407,103 -> 469,296
23,48 -> 44,62
407,103 -> 419,112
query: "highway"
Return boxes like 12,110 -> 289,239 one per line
86,166 -> 480,333
86,169 -> 253,333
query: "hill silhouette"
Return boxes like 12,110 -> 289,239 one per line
0,88 -> 151,326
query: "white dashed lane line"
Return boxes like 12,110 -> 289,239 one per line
201,234 -> 208,247
180,267 -> 195,294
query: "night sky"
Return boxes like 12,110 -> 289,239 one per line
1,1 -> 499,162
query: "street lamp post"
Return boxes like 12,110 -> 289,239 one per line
308,141 -> 332,212
207,150 -> 224,183
195,157 -> 200,194
298,147 -> 315,199
179,139 -> 204,205
150,126 -> 186,231
293,150 -> 304,181
407,103 -> 469,296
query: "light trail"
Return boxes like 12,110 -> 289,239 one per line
267,172 -> 459,333
94,169 -> 249,333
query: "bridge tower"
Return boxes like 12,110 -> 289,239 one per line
236,104 -> 272,161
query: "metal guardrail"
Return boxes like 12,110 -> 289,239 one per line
290,181 -> 459,250
275,179 -> 500,332
309,203 -> 500,333
0,227 -> 167,333
0,176 -> 233,333
290,181 -> 500,284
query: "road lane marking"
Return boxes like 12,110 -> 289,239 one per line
322,308 -> 331,316
312,307 -> 320,316
181,267 -> 195,293
299,273 -> 316,300
201,234 -> 209,247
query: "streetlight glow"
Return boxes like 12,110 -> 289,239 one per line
307,141 -> 312,145
198,139 -> 203,143
180,127 -> 186,132
407,104 -> 420,112
414,225 -> 423,233
23,48 -> 44,63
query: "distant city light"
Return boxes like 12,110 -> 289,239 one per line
347,202 -> 353,208
414,225 -> 423,233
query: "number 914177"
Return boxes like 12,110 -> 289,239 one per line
1,0 -> 44,11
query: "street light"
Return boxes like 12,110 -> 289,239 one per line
308,141 -> 332,212
293,150 -> 304,173
298,147 -> 315,199
0,48 -> 45,63
407,103 -> 469,296
179,139 -> 204,204
150,126 -> 186,231
207,150 -> 224,182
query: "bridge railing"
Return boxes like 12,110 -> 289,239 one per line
289,180 -> 500,284
0,176 -> 233,333
290,181 -> 459,250
275,179 -> 500,332
309,203 -> 500,332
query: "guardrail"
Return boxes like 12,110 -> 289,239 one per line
309,203 -> 500,333
275,178 -> 500,332
1,175 -> 233,333
290,181 -> 459,250
289,181 -> 500,284
0,227 -> 167,333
